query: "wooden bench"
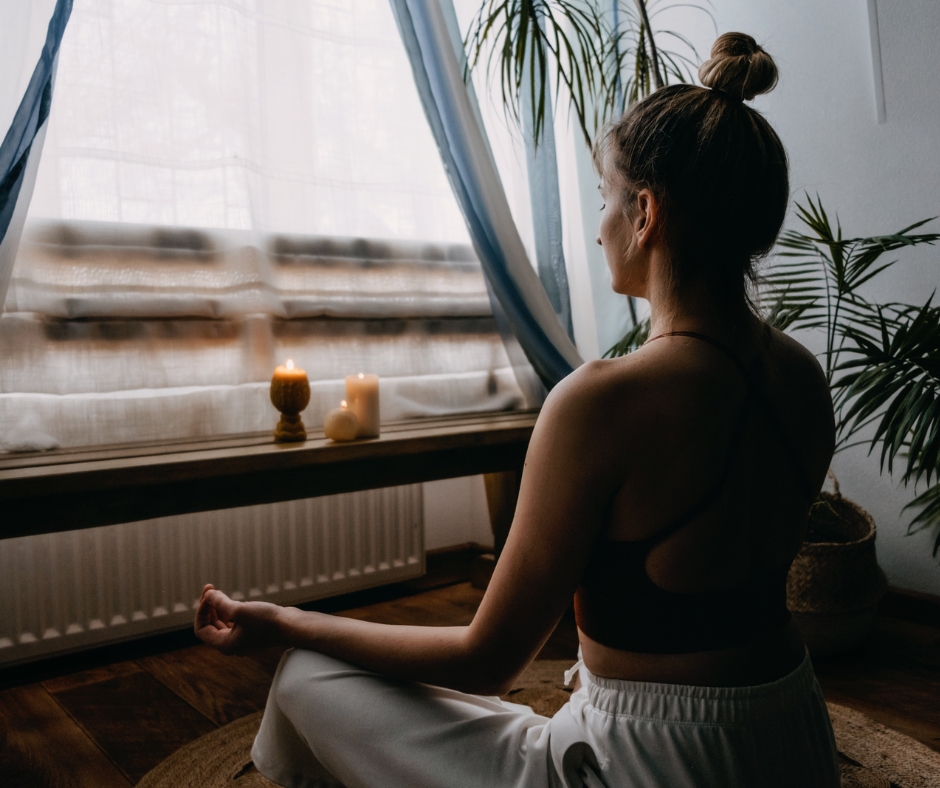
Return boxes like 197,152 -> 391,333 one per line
0,410 -> 537,547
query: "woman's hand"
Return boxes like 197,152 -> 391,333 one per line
194,584 -> 286,656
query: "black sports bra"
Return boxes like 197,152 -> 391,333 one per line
573,331 -> 816,654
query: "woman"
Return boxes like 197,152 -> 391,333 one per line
195,33 -> 841,787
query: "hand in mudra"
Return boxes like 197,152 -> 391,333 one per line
194,584 -> 285,656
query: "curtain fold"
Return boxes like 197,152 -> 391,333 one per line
522,32 -> 575,343
389,0 -> 583,391
0,0 -> 72,311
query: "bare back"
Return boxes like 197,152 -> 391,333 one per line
576,326 -> 834,686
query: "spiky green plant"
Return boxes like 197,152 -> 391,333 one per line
763,195 -> 940,555
602,315 -> 650,357
463,0 -> 705,147
765,196 -> 939,380
464,1 -> 606,146
602,1 -> 704,115
465,0 -> 705,337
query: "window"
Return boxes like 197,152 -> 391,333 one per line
1,0 -> 524,450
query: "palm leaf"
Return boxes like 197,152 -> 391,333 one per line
904,481 -> 940,556
760,194 -> 939,383
834,300 -> 940,485
464,0 -> 710,146
761,196 -> 940,558
761,286 -> 815,332
603,317 -> 651,357
464,0 -> 607,146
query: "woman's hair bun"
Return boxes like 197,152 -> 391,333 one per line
698,32 -> 778,101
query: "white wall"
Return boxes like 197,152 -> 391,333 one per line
423,476 -> 494,551
661,1 -> 940,595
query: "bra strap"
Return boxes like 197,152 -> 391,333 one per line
647,331 -> 816,502
647,329 -> 817,505
647,330 -> 755,383
634,329 -> 820,551
636,382 -> 755,548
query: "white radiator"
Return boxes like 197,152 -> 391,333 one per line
0,485 -> 424,666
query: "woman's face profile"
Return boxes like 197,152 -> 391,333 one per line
597,174 -> 645,298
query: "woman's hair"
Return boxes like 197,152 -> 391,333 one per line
594,32 -> 788,314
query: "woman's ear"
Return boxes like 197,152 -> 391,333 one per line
632,189 -> 661,249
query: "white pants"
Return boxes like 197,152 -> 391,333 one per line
252,649 -> 840,788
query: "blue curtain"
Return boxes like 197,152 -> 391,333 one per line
389,0 -> 582,391
0,0 -> 73,308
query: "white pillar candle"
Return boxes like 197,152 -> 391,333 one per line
345,373 -> 380,438
324,401 -> 359,442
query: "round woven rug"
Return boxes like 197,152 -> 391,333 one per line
137,660 -> 939,788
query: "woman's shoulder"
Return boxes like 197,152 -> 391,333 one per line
763,325 -> 825,379
544,351 -> 663,415
759,325 -> 836,457
545,326 -> 832,437
535,349 -> 684,453
760,327 -> 833,415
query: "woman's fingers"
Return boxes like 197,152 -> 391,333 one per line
194,585 -> 240,650
196,623 -> 232,651
194,594 -> 217,630
205,589 -> 239,622
194,585 -> 280,656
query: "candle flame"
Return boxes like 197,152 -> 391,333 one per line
286,359 -> 294,370
358,372 -> 364,379
341,400 -> 347,408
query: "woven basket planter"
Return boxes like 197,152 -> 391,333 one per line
787,481 -> 887,659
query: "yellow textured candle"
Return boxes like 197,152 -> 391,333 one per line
270,359 -> 310,442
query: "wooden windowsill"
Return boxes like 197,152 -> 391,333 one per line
0,410 -> 538,540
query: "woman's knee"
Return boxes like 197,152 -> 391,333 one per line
273,649 -> 318,708
272,648 -> 356,716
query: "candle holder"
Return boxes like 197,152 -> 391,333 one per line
270,361 -> 311,442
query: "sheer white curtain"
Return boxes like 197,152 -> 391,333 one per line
1,0 -> 525,450
28,0 -> 469,242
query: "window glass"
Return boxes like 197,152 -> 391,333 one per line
28,0 -> 470,243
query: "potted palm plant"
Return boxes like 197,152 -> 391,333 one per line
763,196 -> 940,655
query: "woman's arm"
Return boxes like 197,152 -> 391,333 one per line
195,588 -> 487,691
196,361 -> 632,695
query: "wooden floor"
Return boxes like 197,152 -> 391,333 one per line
1,575 -> 938,787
